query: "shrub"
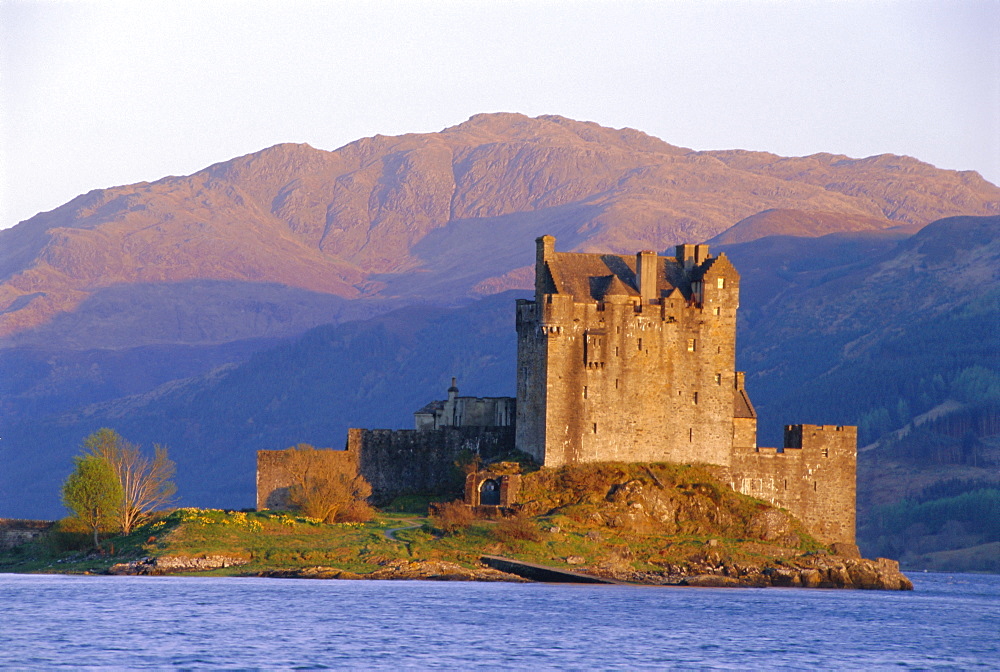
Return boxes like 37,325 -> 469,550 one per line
430,500 -> 475,535
283,444 -> 375,523
492,514 -> 542,543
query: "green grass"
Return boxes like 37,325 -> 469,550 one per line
1,462 -> 829,577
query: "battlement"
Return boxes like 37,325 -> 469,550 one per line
731,424 -> 857,544
784,423 -> 856,450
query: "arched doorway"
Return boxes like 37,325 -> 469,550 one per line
479,478 -> 501,506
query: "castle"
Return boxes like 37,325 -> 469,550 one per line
259,236 -> 857,546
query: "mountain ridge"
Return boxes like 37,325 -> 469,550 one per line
3,113 -> 998,346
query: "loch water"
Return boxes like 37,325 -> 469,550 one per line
1,572 -> 997,669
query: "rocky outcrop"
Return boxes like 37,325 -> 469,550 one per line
255,555 -> 909,589
108,554 -> 249,575
598,554 -> 912,590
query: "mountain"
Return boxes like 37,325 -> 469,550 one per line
3,113 -> 998,348
707,209 -> 912,245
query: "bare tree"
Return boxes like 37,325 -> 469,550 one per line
84,428 -> 177,534
284,444 -> 373,523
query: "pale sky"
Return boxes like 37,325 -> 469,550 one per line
2,0 -> 998,230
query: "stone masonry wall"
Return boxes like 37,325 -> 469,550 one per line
258,426 -> 515,510
730,424 -> 857,545
354,426 -> 515,503
0,519 -> 54,551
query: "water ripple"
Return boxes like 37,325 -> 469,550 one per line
0,573 -> 997,669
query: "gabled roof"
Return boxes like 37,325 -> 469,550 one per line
734,387 -> 757,419
546,252 -> 681,302
414,400 -> 445,415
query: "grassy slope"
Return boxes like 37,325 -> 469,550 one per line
0,463 -> 828,578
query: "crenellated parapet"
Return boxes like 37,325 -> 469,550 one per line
730,424 -> 857,545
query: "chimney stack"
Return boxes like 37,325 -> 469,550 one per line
636,250 -> 658,302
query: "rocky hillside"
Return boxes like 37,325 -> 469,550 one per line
3,113 -> 998,347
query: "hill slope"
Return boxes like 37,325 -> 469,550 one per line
3,113 -> 998,347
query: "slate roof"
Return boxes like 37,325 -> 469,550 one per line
546,252 -> 684,302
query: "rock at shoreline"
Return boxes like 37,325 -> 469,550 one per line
592,554 -> 912,590
109,554 -> 249,575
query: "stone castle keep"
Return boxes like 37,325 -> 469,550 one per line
259,236 -> 857,545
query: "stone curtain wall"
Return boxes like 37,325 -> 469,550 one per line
257,426 -> 516,510
0,519 -> 54,550
730,424 -> 857,545
353,426 -> 515,503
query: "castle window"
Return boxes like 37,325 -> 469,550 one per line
585,330 -> 606,368
615,347 -> 619,357
822,447 -> 829,458
714,307 -> 721,316
583,386 -> 588,399
717,277 -> 725,289
687,338 -> 696,352
593,423 -> 598,434
638,338 -> 643,351
693,392 -> 698,405
814,482 -> 818,491
688,428 -> 694,442
783,479 -> 788,490
615,378 -> 619,389
715,373 -> 722,385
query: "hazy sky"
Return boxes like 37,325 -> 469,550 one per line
2,0 -> 998,230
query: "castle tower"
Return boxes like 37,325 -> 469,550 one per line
515,235 -> 752,467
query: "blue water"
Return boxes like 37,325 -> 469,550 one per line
1,572 -> 997,669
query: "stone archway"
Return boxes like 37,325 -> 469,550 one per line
479,478 -> 501,506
